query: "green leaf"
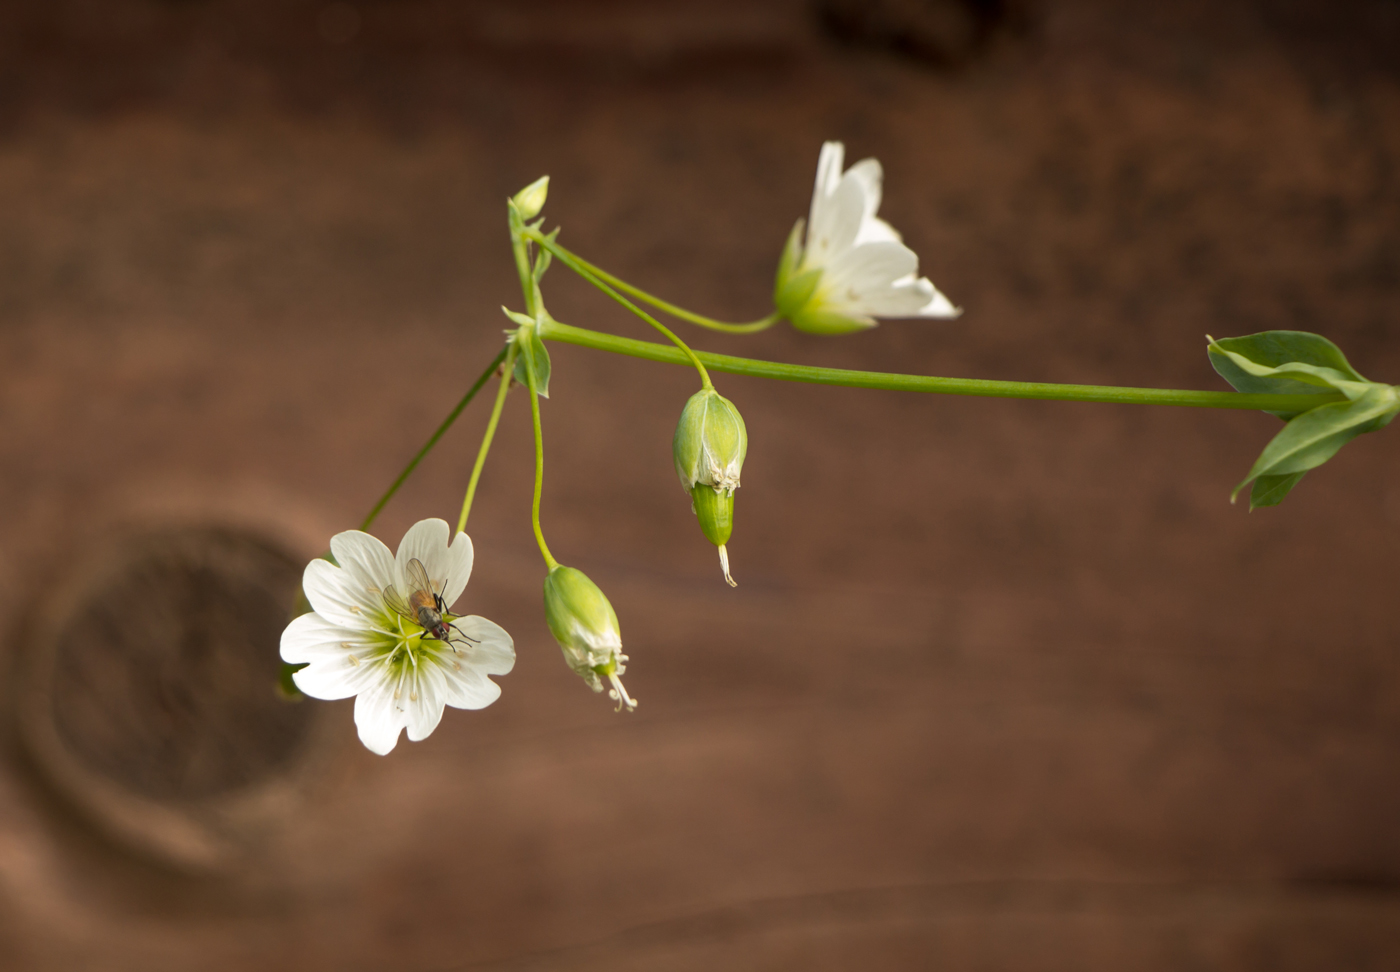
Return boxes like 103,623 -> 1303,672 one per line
508,319 -> 551,398
1233,384 -> 1400,502
1248,472 -> 1307,509
1208,331 -> 1369,417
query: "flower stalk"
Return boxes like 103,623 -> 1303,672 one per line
359,346 -> 509,534
538,318 -> 1343,412
525,230 -> 780,335
457,340 -> 519,534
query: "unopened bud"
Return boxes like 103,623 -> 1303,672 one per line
542,565 -> 636,711
673,388 -> 746,587
512,175 -> 550,220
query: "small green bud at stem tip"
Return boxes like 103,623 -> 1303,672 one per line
718,544 -> 736,588
512,175 -> 550,220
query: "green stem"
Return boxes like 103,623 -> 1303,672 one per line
457,341 -> 518,534
527,232 -> 780,335
359,346 -> 509,533
524,362 -> 558,570
538,319 -> 1345,412
510,209 -> 539,317
527,239 -> 713,388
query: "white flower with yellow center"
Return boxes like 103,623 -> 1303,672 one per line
775,141 -> 959,335
280,518 -> 515,755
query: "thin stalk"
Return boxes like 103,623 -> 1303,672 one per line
527,232 -> 780,335
539,319 -> 1345,412
525,363 -> 558,570
509,209 -> 539,317
530,241 -> 714,388
360,346 -> 509,533
457,341 -> 518,534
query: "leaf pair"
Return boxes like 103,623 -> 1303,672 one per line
503,307 -> 552,398
1208,331 -> 1399,508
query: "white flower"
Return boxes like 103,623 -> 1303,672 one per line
775,141 -> 959,335
281,518 -> 515,755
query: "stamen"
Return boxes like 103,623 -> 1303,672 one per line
607,672 -> 638,713
347,655 -> 360,667
718,545 -> 737,588
349,604 -> 362,614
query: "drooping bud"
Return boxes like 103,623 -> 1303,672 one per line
512,175 -> 550,220
673,388 -> 747,587
542,565 -> 636,711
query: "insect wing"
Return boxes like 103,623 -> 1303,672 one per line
381,584 -> 416,622
403,557 -> 438,604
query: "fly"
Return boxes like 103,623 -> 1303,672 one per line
382,558 -> 477,650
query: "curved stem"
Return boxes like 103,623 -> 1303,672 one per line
360,346 -> 508,533
525,363 -> 559,570
527,232 -> 780,335
457,341 -> 518,534
544,246 -> 714,389
538,319 -> 1345,412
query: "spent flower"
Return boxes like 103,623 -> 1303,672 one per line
673,387 -> 747,586
281,518 -> 515,755
775,141 -> 958,335
542,565 -> 636,711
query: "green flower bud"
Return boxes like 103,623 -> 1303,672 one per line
673,388 -> 746,587
512,175 -> 550,220
542,565 -> 636,711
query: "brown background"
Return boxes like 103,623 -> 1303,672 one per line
0,0 -> 1399,968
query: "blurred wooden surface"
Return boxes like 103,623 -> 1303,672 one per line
0,0 -> 1398,968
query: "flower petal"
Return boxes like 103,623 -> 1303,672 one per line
439,662 -> 504,711
303,558 -> 381,629
822,241 -> 920,309
395,518 -> 454,598
354,676 -> 409,755
807,140 -> 846,232
843,157 -> 884,227
330,530 -> 395,594
805,172 -> 868,272
851,274 -> 960,318
293,657 -> 367,701
806,143 -> 868,270
905,278 -> 961,318
854,215 -> 902,247
438,532 -> 474,610
404,665 -> 447,742
280,611 -> 369,663
454,615 -> 516,677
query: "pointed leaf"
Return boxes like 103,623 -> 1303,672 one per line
1232,385 -> 1400,501
1248,472 -> 1307,509
511,322 -> 551,399
502,307 -> 534,328
533,228 -> 560,283
1209,331 -> 1369,417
